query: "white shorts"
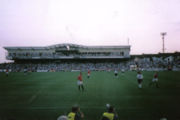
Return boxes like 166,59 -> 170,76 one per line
152,78 -> 158,82
77,81 -> 83,85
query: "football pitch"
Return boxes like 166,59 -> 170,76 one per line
0,71 -> 180,120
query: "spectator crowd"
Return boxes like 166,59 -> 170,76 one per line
0,55 -> 179,72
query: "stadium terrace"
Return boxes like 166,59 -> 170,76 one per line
4,43 -> 131,62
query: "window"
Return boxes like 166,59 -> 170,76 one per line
120,52 -> 124,56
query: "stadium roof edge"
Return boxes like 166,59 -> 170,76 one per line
4,47 -> 47,50
4,43 -> 131,50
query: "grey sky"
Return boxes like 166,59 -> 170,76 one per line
0,0 -> 180,63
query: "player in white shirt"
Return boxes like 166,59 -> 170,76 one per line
136,71 -> 143,88
121,68 -> 125,75
114,70 -> 118,78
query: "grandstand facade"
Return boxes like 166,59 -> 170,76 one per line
4,43 -> 131,62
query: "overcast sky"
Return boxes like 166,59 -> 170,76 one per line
0,0 -> 180,63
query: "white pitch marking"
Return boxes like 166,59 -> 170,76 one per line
28,90 -> 42,104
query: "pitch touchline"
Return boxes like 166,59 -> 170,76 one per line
1,106 -> 145,110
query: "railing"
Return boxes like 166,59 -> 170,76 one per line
6,54 -> 130,60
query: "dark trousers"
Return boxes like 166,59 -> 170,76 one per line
78,85 -> 84,91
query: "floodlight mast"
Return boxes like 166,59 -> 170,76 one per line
127,38 -> 130,45
161,32 -> 167,53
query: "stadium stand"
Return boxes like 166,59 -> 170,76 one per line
0,44 -> 180,72
3,43 -> 130,61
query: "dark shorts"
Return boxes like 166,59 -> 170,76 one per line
115,73 -> 118,76
137,79 -> 143,84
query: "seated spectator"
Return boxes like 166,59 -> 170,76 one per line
101,106 -> 118,120
67,105 -> 84,120
57,115 -> 68,120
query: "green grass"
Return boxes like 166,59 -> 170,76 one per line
0,71 -> 180,120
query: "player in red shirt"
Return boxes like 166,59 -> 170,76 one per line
87,70 -> 91,78
6,69 -> 9,77
77,72 -> 84,91
149,72 -> 159,88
